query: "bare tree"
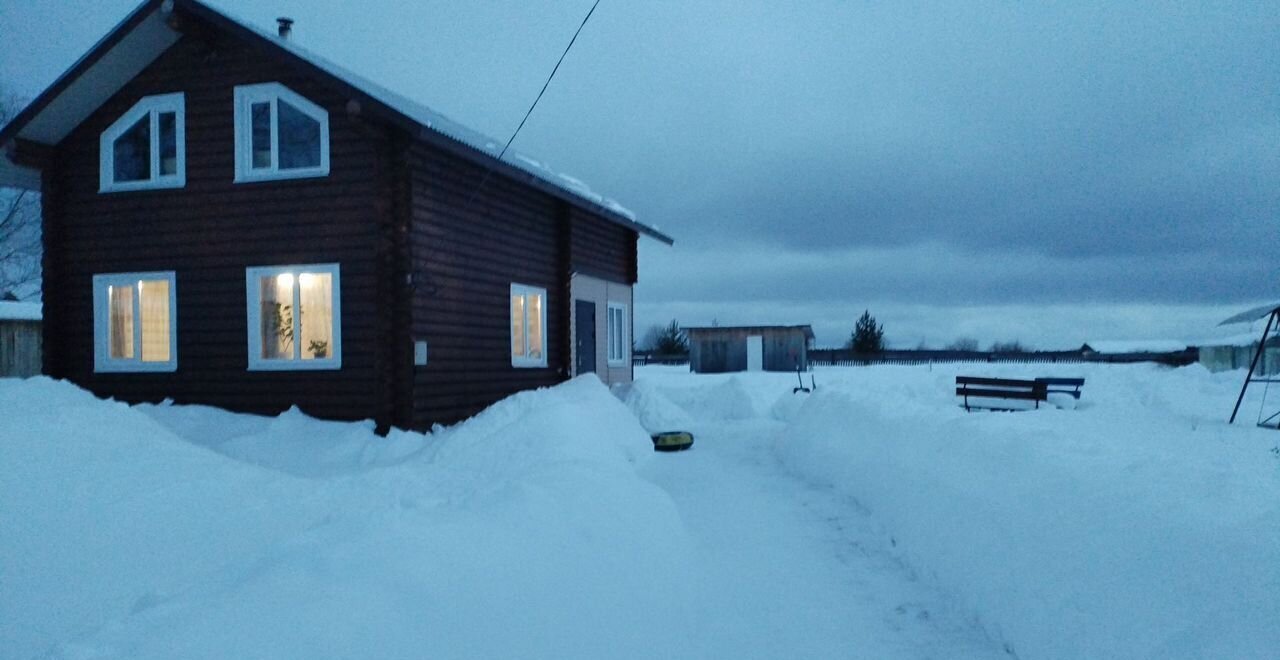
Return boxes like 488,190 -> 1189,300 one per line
947,337 -> 980,351
0,88 -> 41,298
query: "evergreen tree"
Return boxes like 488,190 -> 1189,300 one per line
654,319 -> 689,355
848,310 -> 885,353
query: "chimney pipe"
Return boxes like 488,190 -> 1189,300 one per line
277,17 -> 294,39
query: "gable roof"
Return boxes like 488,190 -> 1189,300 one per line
0,0 -> 673,244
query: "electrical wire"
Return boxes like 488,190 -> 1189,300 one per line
464,0 -> 602,207
497,0 -> 602,163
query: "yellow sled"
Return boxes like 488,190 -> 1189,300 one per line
651,431 -> 694,452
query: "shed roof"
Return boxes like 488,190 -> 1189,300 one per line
0,0 -> 673,245
0,301 -> 42,321
1218,302 -> 1280,326
686,325 -> 815,340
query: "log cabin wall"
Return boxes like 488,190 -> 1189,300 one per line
405,145 -> 640,429
42,32 -> 394,424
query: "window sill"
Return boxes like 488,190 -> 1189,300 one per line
512,359 -> 548,369
234,167 -> 330,184
94,361 -> 177,373
248,359 -> 342,371
99,177 -> 185,194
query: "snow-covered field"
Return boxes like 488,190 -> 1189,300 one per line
2,363 -> 1277,658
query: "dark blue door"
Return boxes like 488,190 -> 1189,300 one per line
575,300 -> 596,375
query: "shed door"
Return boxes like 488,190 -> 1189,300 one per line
746,335 -> 763,372
575,300 -> 596,375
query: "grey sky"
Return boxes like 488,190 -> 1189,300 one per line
2,1 -> 1275,347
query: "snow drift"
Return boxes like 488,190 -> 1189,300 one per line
0,375 -> 695,659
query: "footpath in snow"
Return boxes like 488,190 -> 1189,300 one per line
636,413 -> 1003,659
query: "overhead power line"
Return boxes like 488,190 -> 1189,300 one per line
463,0 -> 603,210
496,0 -> 603,163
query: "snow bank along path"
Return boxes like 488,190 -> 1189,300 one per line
633,363 -> 1280,660
1,376 -> 695,659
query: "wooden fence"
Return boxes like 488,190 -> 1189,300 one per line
633,348 -> 1199,370
0,320 -> 42,377
808,348 -> 1199,368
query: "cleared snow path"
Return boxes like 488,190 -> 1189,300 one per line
638,418 -> 1007,660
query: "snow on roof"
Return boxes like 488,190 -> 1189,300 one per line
0,301 -> 42,321
1218,302 -> 1280,326
211,2 -> 670,242
1083,340 -> 1188,354
0,0 -> 672,244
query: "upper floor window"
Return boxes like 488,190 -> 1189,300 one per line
246,264 -> 342,370
607,302 -> 628,366
92,271 -> 177,372
234,83 -> 330,182
99,93 -> 185,192
511,283 -> 547,368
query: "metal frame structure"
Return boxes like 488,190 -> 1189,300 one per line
1227,305 -> 1280,428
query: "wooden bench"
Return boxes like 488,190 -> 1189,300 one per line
956,376 -> 1048,411
1035,377 -> 1085,399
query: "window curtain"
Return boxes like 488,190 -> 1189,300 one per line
139,279 -> 170,362
512,294 -> 526,357
260,276 -> 292,359
527,294 -> 543,359
298,273 -> 333,360
108,285 -> 134,359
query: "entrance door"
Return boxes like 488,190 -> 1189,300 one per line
575,300 -> 596,375
746,335 -> 763,371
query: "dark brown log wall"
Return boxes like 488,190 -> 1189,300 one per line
406,143 -> 566,428
404,143 -> 640,428
42,33 -> 396,424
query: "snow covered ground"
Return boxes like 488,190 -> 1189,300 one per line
3,363 -> 1277,658
631,363 -> 1280,659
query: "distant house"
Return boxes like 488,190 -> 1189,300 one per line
687,325 -> 814,373
0,0 -> 672,430
0,301 -> 42,377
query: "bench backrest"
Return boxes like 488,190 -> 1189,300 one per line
1034,377 -> 1086,387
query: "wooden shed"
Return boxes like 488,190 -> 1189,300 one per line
0,301 -> 42,377
0,0 -> 672,431
686,325 -> 814,374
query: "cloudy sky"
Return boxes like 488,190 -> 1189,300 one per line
2,1 -> 1276,348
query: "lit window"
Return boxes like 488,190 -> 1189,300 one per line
607,302 -> 627,366
511,283 -> 547,368
245,264 -> 341,370
234,83 -> 330,182
92,272 -> 177,372
99,94 -> 185,192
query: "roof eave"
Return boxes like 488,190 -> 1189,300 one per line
0,0 -> 167,148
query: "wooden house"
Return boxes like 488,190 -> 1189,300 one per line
0,0 -> 672,430
0,300 -> 42,377
686,325 -> 814,373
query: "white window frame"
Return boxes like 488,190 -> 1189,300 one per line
245,263 -> 342,371
607,302 -> 628,367
92,271 -> 178,372
233,83 -> 330,183
99,93 -> 185,193
511,283 -> 548,368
